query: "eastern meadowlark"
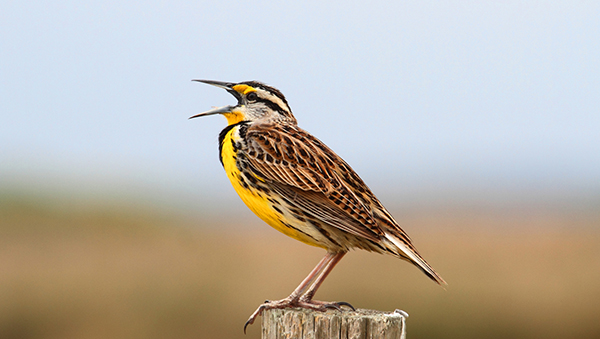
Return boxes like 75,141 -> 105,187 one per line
190,80 -> 446,330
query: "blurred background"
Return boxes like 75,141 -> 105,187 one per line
1,1 -> 599,338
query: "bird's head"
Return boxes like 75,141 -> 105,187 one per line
190,80 -> 297,125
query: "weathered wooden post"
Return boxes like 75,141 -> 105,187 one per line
262,308 -> 407,339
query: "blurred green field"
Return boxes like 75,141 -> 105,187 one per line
1,193 -> 599,339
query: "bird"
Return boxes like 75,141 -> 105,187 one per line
190,80 -> 446,331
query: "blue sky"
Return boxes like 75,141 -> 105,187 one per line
1,1 -> 599,211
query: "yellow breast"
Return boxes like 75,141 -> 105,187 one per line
221,127 -> 324,248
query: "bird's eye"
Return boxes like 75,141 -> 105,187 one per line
246,92 -> 258,101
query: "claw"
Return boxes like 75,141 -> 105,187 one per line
323,303 -> 342,311
243,305 -> 265,334
336,301 -> 356,311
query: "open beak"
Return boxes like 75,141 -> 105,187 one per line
190,79 -> 243,119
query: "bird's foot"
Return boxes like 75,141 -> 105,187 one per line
243,298 -> 355,333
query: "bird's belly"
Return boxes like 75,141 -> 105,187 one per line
221,129 -> 327,249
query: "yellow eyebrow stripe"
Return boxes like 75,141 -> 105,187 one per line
232,84 -> 257,95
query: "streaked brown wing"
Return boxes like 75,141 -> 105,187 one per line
244,123 -> 384,241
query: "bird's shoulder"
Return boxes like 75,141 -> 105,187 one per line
243,122 -> 353,191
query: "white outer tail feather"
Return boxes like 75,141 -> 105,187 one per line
384,232 -> 447,286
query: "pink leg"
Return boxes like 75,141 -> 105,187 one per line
244,251 -> 347,332
299,252 -> 346,302
287,251 -> 337,299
